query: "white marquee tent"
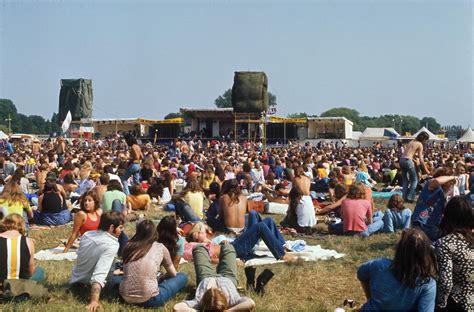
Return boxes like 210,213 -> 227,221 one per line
413,127 -> 446,141
458,127 -> 474,142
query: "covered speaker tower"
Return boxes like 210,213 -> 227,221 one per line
58,79 -> 93,123
231,72 -> 268,113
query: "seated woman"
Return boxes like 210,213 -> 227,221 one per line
281,185 -> 316,234
63,191 -> 102,252
331,182 -> 384,237
382,194 -> 411,233
435,196 -> 473,311
0,181 -> 33,222
182,178 -> 205,220
173,244 -> 255,312
357,229 -> 436,311
0,213 -> 45,289
262,183 -> 290,215
127,184 -> 151,211
118,220 -> 188,308
33,181 -> 72,225
157,215 -> 185,269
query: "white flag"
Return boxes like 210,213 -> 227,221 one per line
61,111 -> 72,133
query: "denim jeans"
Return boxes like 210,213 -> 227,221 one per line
360,211 -> 385,237
399,158 -> 418,201
232,216 -> 285,261
109,273 -> 188,307
174,201 -> 200,222
140,273 -> 188,308
30,267 -> 45,283
121,163 -> 141,195
193,244 -> 237,287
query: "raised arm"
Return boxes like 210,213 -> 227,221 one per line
63,212 -> 86,252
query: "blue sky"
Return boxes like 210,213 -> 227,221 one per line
0,0 -> 472,126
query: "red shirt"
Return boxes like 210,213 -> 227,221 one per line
341,199 -> 372,233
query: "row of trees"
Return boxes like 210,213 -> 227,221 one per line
289,107 -> 442,135
0,99 -> 60,135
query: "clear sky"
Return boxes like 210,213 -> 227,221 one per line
0,0 -> 472,126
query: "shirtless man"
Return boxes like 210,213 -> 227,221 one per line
399,131 -> 429,203
56,136 -> 66,165
121,135 -> 143,195
32,139 -> 41,159
219,179 -> 247,234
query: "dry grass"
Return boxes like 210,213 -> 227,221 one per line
1,198 -> 403,311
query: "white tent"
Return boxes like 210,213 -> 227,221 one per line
359,127 -> 400,141
413,126 -> 446,141
458,127 -> 474,142
351,131 -> 362,140
0,131 -> 8,140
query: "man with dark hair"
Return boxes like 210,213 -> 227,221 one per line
70,211 -> 124,311
121,134 -> 143,195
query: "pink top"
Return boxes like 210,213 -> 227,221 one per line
183,242 -> 216,261
341,199 -> 372,233
119,242 -> 174,304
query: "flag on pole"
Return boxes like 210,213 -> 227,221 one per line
61,111 -> 72,133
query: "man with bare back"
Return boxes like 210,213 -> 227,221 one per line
121,134 -> 143,195
218,179 -> 248,234
399,131 -> 429,203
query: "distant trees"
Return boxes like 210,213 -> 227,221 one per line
164,112 -> 182,119
0,98 -> 57,134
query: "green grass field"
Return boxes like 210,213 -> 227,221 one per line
1,198 -> 406,311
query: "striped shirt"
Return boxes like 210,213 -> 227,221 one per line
0,235 -> 30,285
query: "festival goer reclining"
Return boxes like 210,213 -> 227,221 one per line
126,184 -> 151,211
330,182 -> 384,237
381,194 -> 411,233
187,221 -> 295,262
434,196 -> 473,311
69,211 -> 124,312
173,244 -> 255,312
33,180 -> 72,226
262,183 -> 289,214
157,216 -> 186,269
357,228 -> 436,311
63,191 -> 102,253
411,167 -> 459,241
0,214 -> 45,295
115,219 -> 188,308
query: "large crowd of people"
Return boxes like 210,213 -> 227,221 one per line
0,132 -> 472,311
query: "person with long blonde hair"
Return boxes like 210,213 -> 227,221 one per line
0,180 -> 32,221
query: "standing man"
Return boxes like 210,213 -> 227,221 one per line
55,136 -> 66,165
399,131 -> 429,203
69,211 -> 124,312
121,134 -> 143,195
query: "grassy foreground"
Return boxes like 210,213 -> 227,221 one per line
1,199 -> 404,311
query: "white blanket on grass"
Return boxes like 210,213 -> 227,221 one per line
34,245 -> 77,261
244,240 -> 345,267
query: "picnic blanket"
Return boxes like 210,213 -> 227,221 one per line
372,191 -> 402,198
244,240 -> 345,267
34,245 -> 77,261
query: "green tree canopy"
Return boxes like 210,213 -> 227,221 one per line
164,112 -> 182,119
420,117 -> 441,133
215,89 -> 277,108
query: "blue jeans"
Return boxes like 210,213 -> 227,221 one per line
30,267 -> 45,283
121,163 -> 141,195
400,158 -> 418,201
110,273 -> 188,307
232,215 -> 285,261
360,211 -> 385,237
140,273 -> 188,308
174,201 -> 200,222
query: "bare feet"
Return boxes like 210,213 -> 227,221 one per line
281,252 -> 298,263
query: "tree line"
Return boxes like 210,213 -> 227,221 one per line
0,99 -> 60,135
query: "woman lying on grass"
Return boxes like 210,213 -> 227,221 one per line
357,228 -> 437,311
173,244 -> 255,312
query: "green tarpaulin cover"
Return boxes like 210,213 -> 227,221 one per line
232,72 -> 268,113
58,79 -> 93,122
